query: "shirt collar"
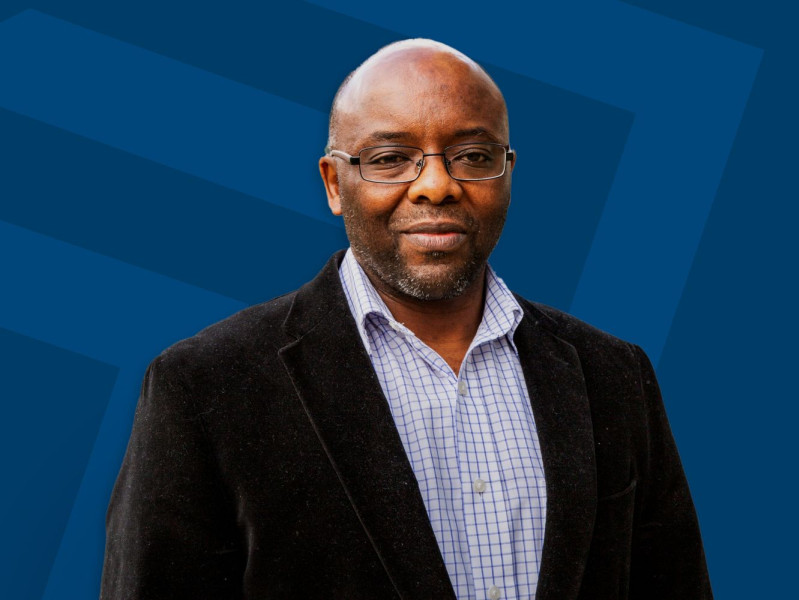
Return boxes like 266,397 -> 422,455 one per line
339,249 -> 395,353
477,265 -> 524,353
338,248 -> 524,355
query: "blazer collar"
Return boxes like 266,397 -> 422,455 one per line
513,300 -> 598,600
279,253 -> 597,600
279,250 -> 457,599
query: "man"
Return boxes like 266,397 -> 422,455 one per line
101,40 -> 712,599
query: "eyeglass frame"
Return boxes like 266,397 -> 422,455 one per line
327,142 -> 516,183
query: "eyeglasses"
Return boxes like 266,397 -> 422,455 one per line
328,143 -> 515,184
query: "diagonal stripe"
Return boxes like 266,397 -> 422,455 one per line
0,10 -> 336,227
0,220 -> 245,363
0,328 -> 118,600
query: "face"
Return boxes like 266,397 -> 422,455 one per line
320,50 -> 514,301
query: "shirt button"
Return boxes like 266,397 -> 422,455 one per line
458,380 -> 468,395
473,478 -> 487,493
488,585 -> 501,600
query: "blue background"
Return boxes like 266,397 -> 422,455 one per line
0,1 -> 794,597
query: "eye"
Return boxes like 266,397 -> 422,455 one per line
450,146 -> 495,165
365,151 -> 414,167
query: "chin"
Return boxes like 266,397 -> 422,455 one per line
352,241 -> 486,301
390,261 -> 482,301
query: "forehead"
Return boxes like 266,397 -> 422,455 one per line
336,50 -> 508,148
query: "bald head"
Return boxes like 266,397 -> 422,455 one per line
327,39 -> 507,152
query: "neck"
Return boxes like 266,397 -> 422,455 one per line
366,267 -> 487,375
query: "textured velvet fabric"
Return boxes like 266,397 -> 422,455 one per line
101,251 -> 712,599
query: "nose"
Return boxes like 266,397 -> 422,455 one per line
407,153 -> 463,205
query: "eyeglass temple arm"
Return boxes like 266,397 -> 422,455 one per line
328,149 -> 360,165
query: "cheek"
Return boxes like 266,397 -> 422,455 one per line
472,186 -> 511,232
341,183 -> 404,224
339,185 -> 405,246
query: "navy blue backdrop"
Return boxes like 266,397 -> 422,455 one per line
0,1 -> 795,598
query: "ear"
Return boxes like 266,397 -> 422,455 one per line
507,148 -> 517,173
319,156 -> 342,216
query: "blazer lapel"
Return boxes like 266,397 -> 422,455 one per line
278,254 -> 456,599
513,306 -> 597,600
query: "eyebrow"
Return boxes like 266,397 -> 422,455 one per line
451,128 -> 502,142
366,131 -> 413,143
363,127 -> 503,145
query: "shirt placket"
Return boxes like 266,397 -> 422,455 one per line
456,344 -> 517,600
395,331 -> 478,597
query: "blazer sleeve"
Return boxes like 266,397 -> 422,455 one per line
629,345 -> 713,599
100,354 -> 243,599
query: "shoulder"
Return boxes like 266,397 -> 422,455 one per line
518,296 -> 635,350
143,251 -> 349,400
151,291 -> 298,388
514,294 -> 642,369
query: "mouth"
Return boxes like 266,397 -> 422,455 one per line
400,222 -> 468,252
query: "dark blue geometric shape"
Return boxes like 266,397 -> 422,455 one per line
486,67 -> 633,309
0,220 -> 247,600
0,328 -> 117,600
0,1 -> 395,115
0,108 -> 347,304
0,218 -> 246,365
620,2 -> 799,598
0,10 -> 336,226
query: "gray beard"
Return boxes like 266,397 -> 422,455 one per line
351,241 -> 483,301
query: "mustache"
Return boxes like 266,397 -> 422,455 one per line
389,210 -> 477,231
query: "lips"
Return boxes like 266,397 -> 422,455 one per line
400,221 -> 468,251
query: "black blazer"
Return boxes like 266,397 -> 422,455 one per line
101,252 -> 712,599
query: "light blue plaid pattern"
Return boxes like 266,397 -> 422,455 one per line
339,250 -> 546,600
